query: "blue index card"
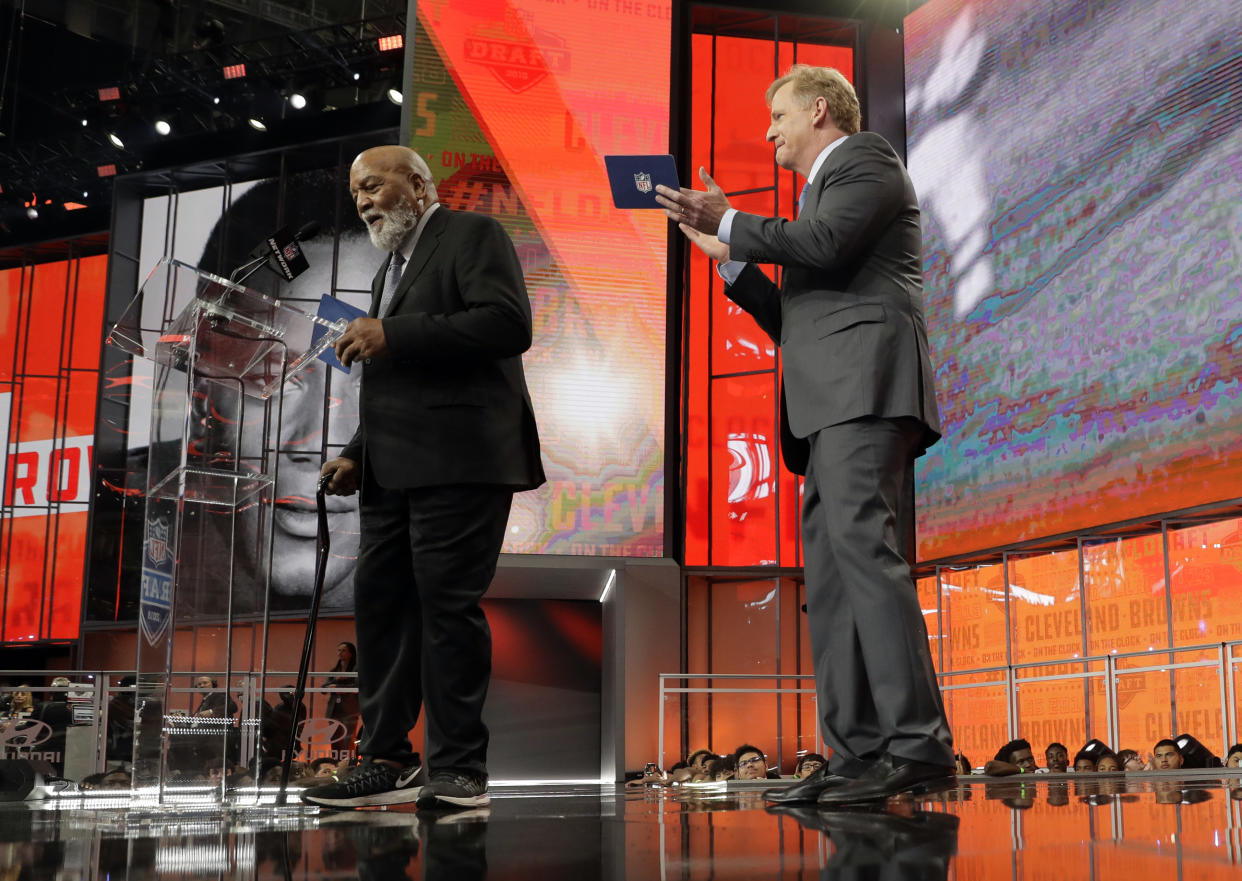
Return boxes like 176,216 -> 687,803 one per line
604,154 -> 681,209
314,294 -> 367,373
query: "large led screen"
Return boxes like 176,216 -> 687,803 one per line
906,0 -> 1242,560
0,256 -> 106,642
408,1 -> 670,559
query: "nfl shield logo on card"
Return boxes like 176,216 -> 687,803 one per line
633,172 -> 652,193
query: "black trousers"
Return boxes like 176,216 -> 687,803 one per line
353,468 -> 513,775
801,416 -> 954,775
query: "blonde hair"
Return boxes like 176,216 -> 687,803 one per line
766,64 -> 861,135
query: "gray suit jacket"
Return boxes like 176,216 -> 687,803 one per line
725,132 -> 940,475
342,206 -> 545,491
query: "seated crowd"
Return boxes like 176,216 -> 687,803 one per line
969,735 -> 1242,775
633,735 -> 1242,786
627,745 -> 828,786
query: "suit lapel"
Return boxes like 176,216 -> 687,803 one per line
801,134 -> 853,218
387,207 -> 448,316
368,207 -> 450,318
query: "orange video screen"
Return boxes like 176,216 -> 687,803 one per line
405,0 -> 672,556
0,256 -> 107,643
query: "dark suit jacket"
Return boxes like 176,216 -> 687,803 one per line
725,132 -> 940,475
342,206 -> 545,491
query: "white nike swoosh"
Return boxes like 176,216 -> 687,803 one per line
396,766 -> 421,788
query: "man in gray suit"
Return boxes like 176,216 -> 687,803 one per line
657,65 -> 954,805
303,145 -> 544,810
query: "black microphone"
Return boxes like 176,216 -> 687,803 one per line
229,221 -> 322,285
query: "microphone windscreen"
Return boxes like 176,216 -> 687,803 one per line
294,220 -> 321,241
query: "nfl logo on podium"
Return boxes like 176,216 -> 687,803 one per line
633,172 -> 652,193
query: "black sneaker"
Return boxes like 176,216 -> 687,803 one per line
301,757 -> 422,808
415,770 -> 490,809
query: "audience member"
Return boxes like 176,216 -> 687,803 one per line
1073,749 -> 1097,773
1116,748 -> 1143,772
1095,751 -> 1121,772
193,676 -> 239,719
704,755 -> 736,782
1152,738 -> 1183,770
310,757 -> 339,778
794,753 -> 826,779
5,685 -> 35,718
1224,744 -> 1242,768
733,744 -> 771,780
984,739 -> 1037,776
954,753 -> 972,775
1044,742 -> 1069,773
686,749 -> 715,777
324,642 -> 362,746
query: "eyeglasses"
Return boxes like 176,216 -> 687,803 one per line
738,755 -> 766,769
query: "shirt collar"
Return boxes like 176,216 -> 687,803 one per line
806,134 -> 851,189
394,201 -> 440,263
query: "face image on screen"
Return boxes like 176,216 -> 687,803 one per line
905,0 -> 1242,560
131,174 -> 372,613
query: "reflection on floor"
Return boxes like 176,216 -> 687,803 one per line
3,774 -> 1242,878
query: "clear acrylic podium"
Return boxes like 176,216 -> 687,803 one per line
108,258 -> 343,799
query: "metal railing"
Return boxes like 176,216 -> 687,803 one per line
0,669 -> 360,782
658,640 -> 1242,768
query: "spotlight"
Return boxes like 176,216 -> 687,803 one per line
212,96 -> 220,105
82,191 -> 89,198
97,164 -> 117,177
352,72 -> 360,81
247,117 -> 267,131
222,63 -> 246,80
97,86 -> 120,102
288,93 -> 307,110
378,34 -> 403,52
80,119 -> 87,127
107,132 -> 124,148
26,207 -> 38,220
154,120 -> 171,136
387,88 -> 403,105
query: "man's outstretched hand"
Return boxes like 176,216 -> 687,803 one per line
655,167 -> 731,236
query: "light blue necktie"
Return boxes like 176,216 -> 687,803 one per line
798,182 -> 810,214
377,251 -> 405,317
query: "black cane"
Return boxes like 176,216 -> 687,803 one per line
276,472 -> 332,805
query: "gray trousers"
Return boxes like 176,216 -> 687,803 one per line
802,416 -> 954,775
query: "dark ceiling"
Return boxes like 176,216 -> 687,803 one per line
0,0 -> 927,255
0,0 -> 406,251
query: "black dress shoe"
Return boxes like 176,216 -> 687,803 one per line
764,803 -> 832,830
763,765 -> 852,804
818,809 -> 960,867
817,755 -> 956,806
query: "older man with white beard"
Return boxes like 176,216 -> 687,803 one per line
301,145 -> 545,810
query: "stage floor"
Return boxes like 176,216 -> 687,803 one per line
4,774 -> 1242,878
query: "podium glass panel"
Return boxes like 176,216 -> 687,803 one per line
111,258 -> 342,799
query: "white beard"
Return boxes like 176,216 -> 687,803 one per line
368,200 -> 419,252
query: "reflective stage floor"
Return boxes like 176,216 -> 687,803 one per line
4,774 -> 1242,879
